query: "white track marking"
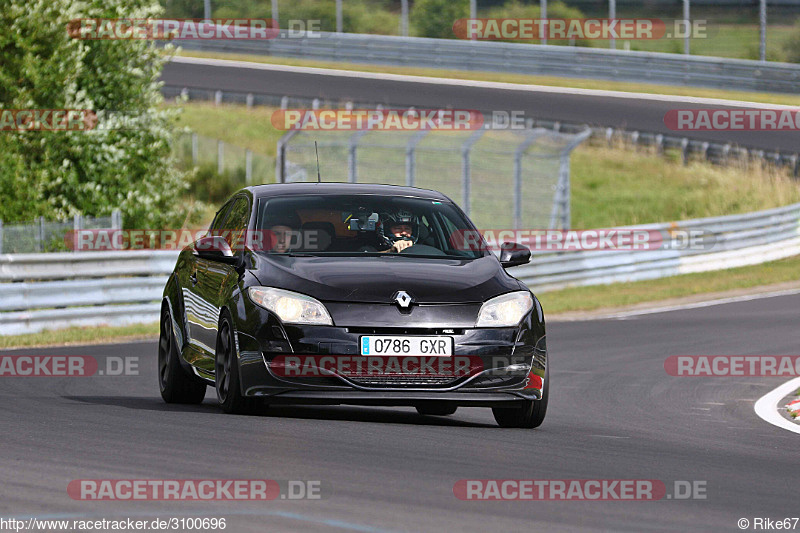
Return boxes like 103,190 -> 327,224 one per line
754,376 -> 800,435
171,55 -> 799,110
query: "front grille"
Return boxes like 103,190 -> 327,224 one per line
347,375 -> 458,387
346,327 -> 465,335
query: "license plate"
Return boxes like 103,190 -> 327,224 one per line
360,336 -> 453,356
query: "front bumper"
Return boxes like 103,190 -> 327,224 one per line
235,308 -> 546,406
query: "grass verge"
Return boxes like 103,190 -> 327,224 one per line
538,254 -> 800,314
174,50 -> 800,106
0,322 -> 158,351
170,101 -> 800,228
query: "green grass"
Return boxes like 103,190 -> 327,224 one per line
590,24 -> 796,60
173,49 -> 800,106
173,103 -> 283,158
539,254 -> 800,314
170,102 -> 800,228
571,144 -> 800,227
0,322 -> 158,350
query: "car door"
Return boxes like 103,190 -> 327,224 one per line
184,199 -> 235,362
191,195 -> 252,371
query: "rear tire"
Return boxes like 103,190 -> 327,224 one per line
215,314 -> 257,414
158,306 -> 207,404
416,403 -> 458,416
492,365 -> 549,428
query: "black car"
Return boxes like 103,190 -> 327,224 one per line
158,183 -> 548,428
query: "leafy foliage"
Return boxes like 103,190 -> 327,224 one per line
411,0 -> 469,39
0,0 -> 196,228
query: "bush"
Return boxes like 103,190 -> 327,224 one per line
0,0 -> 198,229
779,24 -> 800,62
411,0 -> 469,39
483,0 -> 592,47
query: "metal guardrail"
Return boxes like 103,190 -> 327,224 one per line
176,31 -> 800,94
1,203 -> 799,336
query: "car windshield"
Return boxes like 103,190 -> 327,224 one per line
255,194 -> 486,259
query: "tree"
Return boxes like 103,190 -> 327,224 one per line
0,0 -> 195,228
411,0 -> 469,39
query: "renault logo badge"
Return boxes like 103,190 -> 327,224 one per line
393,291 -> 413,309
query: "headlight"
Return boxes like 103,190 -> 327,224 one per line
476,291 -> 533,327
247,287 -> 333,326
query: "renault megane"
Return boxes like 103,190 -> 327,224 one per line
158,183 -> 548,428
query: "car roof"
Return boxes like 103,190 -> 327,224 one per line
246,182 -> 452,202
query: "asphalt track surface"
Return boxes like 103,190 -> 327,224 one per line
161,58 -> 800,153
2,294 -> 798,532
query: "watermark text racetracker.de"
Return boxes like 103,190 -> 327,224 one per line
665,356 -> 800,377
271,109 -> 532,131
665,109 -> 800,131
453,479 -> 707,500
65,227 -> 717,253
0,356 -> 138,377
452,18 -> 708,40
68,479 -> 328,501
67,18 -> 323,40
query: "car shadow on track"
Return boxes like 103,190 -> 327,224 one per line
62,395 -> 497,428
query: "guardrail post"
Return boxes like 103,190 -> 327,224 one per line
275,130 -> 299,183
246,93 -> 254,108
38,216 -> 45,252
540,0 -> 547,44
609,0 -> 616,49
681,138 -> 690,165
271,0 -> 279,28
348,130 -> 369,183
683,0 -> 690,55
312,98 -> 320,110
336,0 -> 343,33
0,220 -> 3,255
191,133 -> 198,164
112,209 -> 122,230
461,128 -> 485,217
401,0 -> 409,37
73,214 -> 82,253
759,0 -> 767,62
405,129 -> 429,188
217,140 -> 224,174
513,130 -> 545,230
280,96 -> 289,110
245,149 -> 253,184
214,90 -> 222,106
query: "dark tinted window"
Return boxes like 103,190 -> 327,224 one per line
255,194 -> 485,259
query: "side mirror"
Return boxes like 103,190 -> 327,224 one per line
194,235 -> 239,265
499,242 -> 531,268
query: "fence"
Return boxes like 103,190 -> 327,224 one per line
173,132 -> 274,186
2,202 -> 798,335
174,30 -> 800,94
277,127 -> 591,230
162,85 -> 800,176
0,211 -> 121,255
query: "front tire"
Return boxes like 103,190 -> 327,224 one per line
215,314 -> 255,414
492,365 -> 549,428
158,306 -> 207,404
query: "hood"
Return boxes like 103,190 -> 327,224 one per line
249,253 -> 521,304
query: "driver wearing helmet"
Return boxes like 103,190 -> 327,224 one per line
381,210 -> 418,253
